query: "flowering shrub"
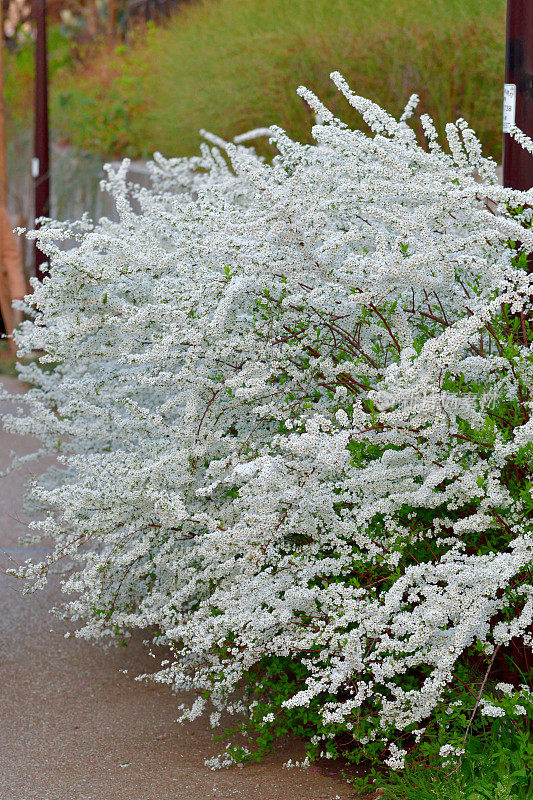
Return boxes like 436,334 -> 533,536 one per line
3,73 -> 532,778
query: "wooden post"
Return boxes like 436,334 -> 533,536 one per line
503,0 -> 533,189
108,0 -> 117,39
0,0 -> 15,349
0,1 -> 7,207
33,0 -> 50,281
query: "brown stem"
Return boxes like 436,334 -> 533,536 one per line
459,645 -> 500,759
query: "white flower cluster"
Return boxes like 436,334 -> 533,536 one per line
384,744 -> 408,771
204,743 -> 250,771
438,743 -> 465,768
3,72 -> 533,763
282,756 -> 310,769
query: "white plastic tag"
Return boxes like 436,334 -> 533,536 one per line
31,157 -> 40,178
503,84 -> 516,133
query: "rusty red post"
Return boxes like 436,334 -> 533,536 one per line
33,0 -> 50,280
503,1 -> 533,190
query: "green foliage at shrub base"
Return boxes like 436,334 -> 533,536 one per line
212,656 -> 532,798
380,719 -> 533,800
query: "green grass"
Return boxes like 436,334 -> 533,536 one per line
376,721 -> 533,800
0,341 -> 46,381
4,27 -> 73,133
378,756 -> 532,800
47,0 -> 506,161
0,341 -> 18,378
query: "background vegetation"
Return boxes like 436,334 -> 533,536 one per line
6,0 -> 507,161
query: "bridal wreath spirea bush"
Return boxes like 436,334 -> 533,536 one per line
3,73 -> 533,774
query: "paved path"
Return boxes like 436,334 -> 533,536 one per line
0,376 -> 355,800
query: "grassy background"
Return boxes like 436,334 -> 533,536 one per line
4,27 -> 71,133
45,0 -> 506,160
